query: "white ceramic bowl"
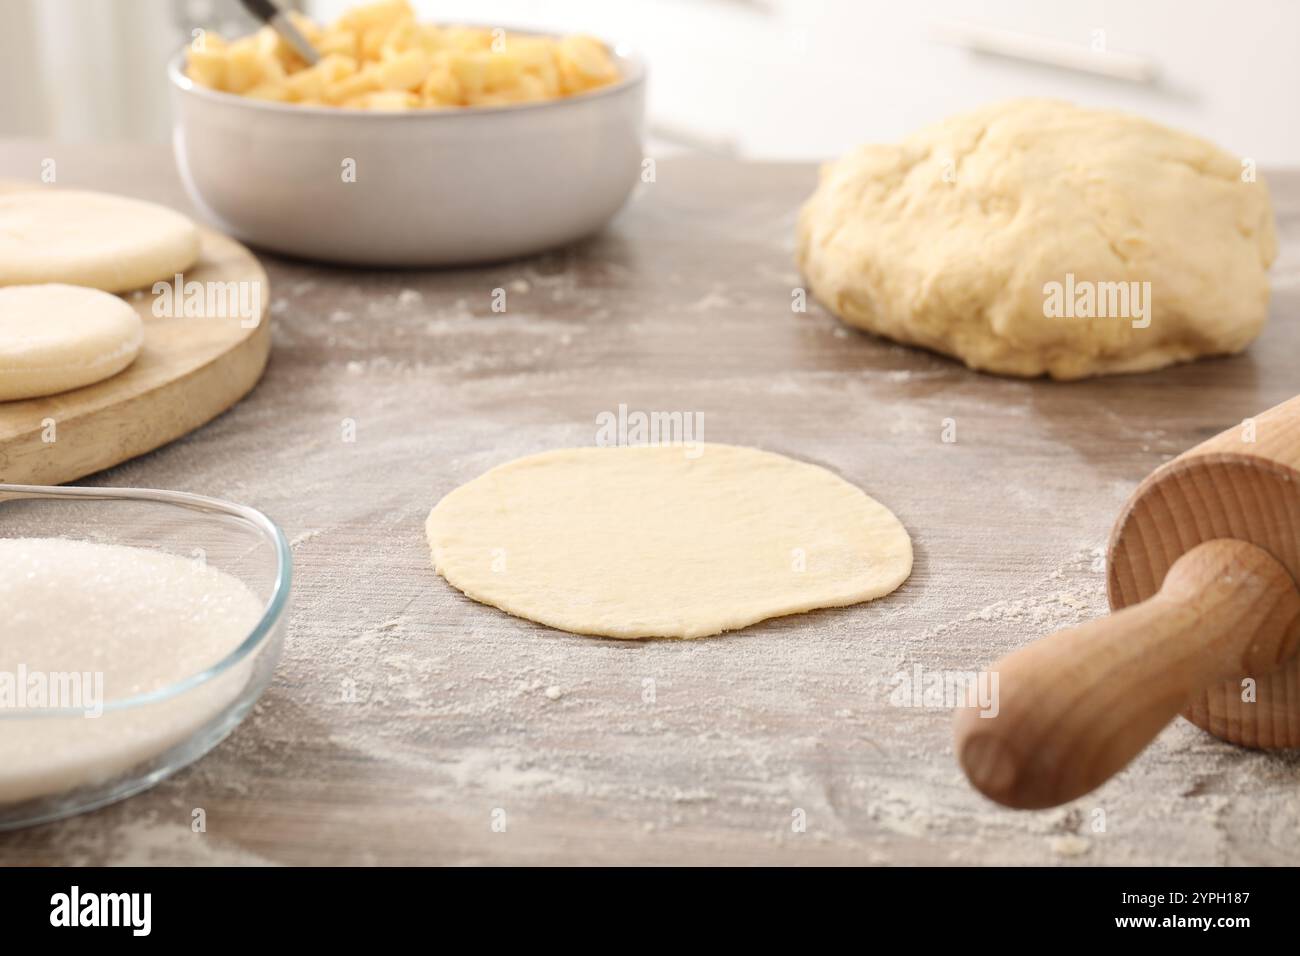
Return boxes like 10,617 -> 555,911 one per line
168,38 -> 646,266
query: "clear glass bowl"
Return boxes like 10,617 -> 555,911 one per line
0,484 -> 291,829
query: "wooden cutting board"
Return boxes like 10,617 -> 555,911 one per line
0,209 -> 270,486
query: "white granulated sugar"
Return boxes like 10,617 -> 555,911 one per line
0,538 -> 263,805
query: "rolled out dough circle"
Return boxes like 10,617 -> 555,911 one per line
0,284 -> 144,401
0,189 -> 200,293
426,444 -> 912,639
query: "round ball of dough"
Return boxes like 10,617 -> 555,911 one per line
0,189 -> 200,294
0,284 -> 144,401
797,99 -> 1278,379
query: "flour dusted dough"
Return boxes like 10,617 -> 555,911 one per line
426,444 -> 912,639
0,189 -> 199,293
797,99 -> 1278,380
0,284 -> 143,401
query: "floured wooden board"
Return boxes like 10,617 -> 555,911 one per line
0,188 -> 270,485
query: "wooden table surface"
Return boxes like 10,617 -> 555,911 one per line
1,142 -> 1298,866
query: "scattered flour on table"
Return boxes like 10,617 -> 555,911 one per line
48,814 -> 275,867
285,539 -> 1153,857
24,254 -> 1300,863
1049,834 -> 1092,857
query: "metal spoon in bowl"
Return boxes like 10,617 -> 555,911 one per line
238,0 -> 319,65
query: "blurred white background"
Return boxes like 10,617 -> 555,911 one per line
2,0 -> 1297,162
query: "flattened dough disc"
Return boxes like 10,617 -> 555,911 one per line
426,444 -> 912,639
0,284 -> 143,401
0,189 -> 200,293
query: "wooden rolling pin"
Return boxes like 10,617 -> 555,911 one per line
954,393 -> 1300,809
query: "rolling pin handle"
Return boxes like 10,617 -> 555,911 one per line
953,539 -> 1300,809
